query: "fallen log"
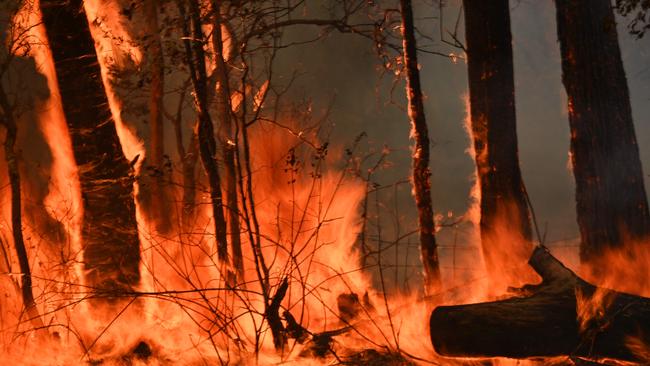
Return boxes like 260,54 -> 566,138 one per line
430,246 -> 650,363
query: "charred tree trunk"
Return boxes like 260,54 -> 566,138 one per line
399,0 -> 441,292
40,0 -> 141,293
177,121 -> 199,231
139,0 -> 174,234
0,87 -> 43,327
430,246 -> 650,363
211,6 -> 244,278
178,0 -> 229,266
556,0 -> 650,266
182,131 -> 199,228
463,0 -> 533,290
168,86 -> 199,230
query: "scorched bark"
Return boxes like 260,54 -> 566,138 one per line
40,0 -> 141,293
211,5 -> 244,278
177,0 -> 229,266
463,0 -> 533,289
139,0 -> 174,235
556,0 -> 650,265
399,0 -> 441,293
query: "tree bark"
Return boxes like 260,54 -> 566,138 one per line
181,131 -> 199,228
211,5 -> 244,278
168,85 -> 199,230
556,0 -> 650,266
139,0 -> 174,234
430,246 -> 650,363
177,121 -> 199,231
40,0 -> 141,294
178,0 -> 229,266
399,0 -> 441,293
463,0 -> 533,290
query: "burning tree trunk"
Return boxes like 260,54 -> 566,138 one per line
463,0 -> 533,290
399,0 -> 441,293
178,0 -> 229,266
211,5 -> 243,278
0,86 -> 43,327
138,0 -> 174,234
430,246 -> 650,363
40,0 -> 141,293
555,0 -> 650,265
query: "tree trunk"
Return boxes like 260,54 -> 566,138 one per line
182,125 -> 199,230
430,246 -> 650,363
168,87 -> 199,230
399,0 -> 441,293
463,0 -> 534,291
0,87 -> 43,327
178,0 -> 229,266
556,0 -> 650,267
139,0 -> 174,234
211,5 -> 244,278
40,0 -> 141,294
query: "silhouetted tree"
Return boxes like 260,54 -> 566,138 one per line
0,69 -> 42,328
176,0 -> 229,267
556,0 -> 650,265
211,2 -> 243,277
399,0 -> 441,293
0,0 -> 44,326
139,0 -> 175,235
463,0 -> 533,290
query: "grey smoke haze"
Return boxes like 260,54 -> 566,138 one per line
274,0 -> 650,250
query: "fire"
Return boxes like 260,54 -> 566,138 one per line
579,237 -> 650,297
2,1 -> 650,365
0,80 -> 440,363
461,93 -> 537,297
459,92 -> 489,303
576,286 -> 615,334
575,234 -> 650,339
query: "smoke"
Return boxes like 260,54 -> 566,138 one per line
271,0 -> 650,272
